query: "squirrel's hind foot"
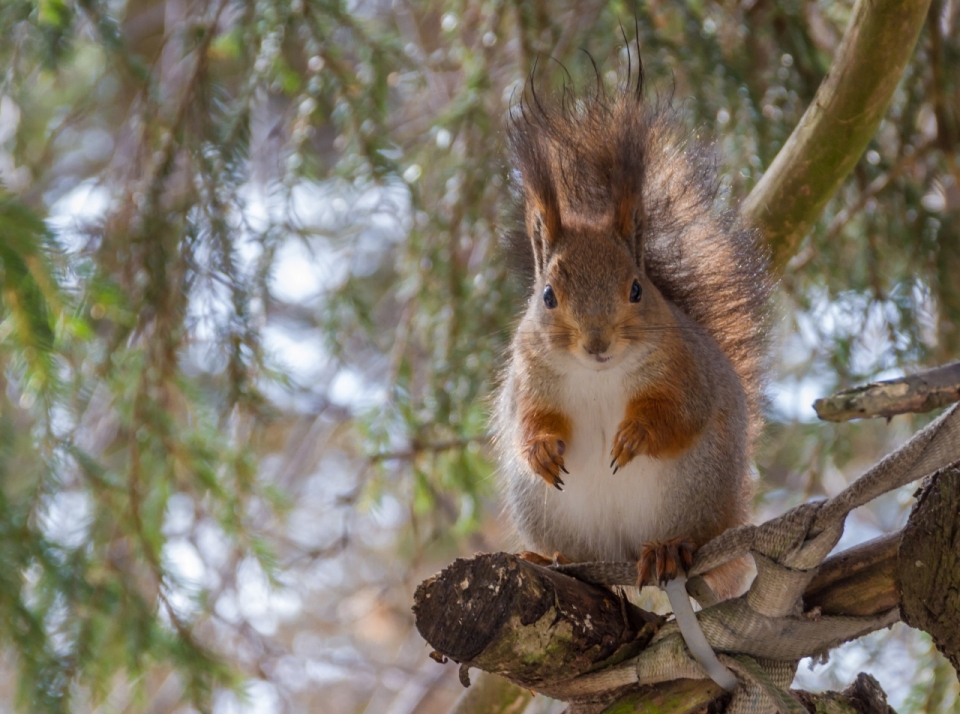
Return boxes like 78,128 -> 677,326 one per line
637,537 -> 696,587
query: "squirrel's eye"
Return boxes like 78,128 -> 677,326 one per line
543,285 -> 558,309
630,279 -> 642,303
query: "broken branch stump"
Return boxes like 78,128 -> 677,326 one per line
413,552 -> 660,692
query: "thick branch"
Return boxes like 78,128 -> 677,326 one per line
606,672 -> 895,714
415,536 -> 902,708
812,362 -> 960,421
742,0 -> 932,269
804,533 -> 900,616
413,552 -> 660,691
600,679 -> 725,714
899,466 -> 960,671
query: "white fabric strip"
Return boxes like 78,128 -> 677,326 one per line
664,576 -> 739,691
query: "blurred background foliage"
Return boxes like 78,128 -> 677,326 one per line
0,0 -> 959,711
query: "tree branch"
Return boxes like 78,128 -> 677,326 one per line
899,465 -> 960,671
803,533 -> 900,616
414,465 -> 960,713
413,552 -> 660,693
812,362 -> 960,421
413,537 -> 897,709
741,0 -> 933,269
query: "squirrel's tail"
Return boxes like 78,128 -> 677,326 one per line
639,108 -> 773,447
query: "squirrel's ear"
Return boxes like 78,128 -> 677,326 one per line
525,191 -> 562,277
615,195 -> 646,270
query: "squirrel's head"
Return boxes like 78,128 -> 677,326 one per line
509,85 -> 674,371
523,207 -> 671,371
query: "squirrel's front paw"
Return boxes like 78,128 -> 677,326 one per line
610,420 -> 648,472
523,436 -> 568,490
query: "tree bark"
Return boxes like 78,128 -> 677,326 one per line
803,533 -> 900,616
793,673 -> 896,714
413,552 -> 660,692
741,0 -> 933,269
898,465 -> 960,671
599,672 -> 895,714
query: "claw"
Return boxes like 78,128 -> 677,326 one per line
611,419 -> 648,472
523,435 -> 568,489
519,551 -> 553,566
637,537 -> 698,588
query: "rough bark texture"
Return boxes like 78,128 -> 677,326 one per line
898,465 -> 960,671
413,552 -> 660,690
415,542 -> 905,710
741,0 -> 932,268
813,362 -> 960,421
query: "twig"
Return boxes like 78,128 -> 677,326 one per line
813,362 -> 960,421
370,435 -> 491,463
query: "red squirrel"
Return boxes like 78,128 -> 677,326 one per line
493,67 -> 772,599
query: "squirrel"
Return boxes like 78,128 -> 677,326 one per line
492,63 -> 772,600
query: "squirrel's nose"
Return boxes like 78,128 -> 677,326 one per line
584,332 -> 610,356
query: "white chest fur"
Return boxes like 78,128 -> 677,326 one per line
540,363 -> 677,561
